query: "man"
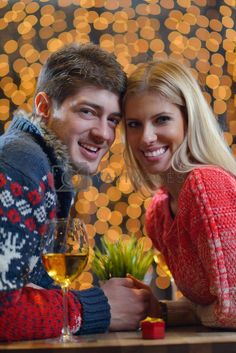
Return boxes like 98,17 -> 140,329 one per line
0,43 -> 150,341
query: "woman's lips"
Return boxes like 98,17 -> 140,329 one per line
143,146 -> 168,158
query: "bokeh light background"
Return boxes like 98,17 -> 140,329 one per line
0,0 -> 235,294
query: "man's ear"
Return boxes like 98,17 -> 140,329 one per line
34,92 -> 51,124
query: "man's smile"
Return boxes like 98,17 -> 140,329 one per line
78,142 -> 100,153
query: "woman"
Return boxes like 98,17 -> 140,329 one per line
123,60 -> 236,328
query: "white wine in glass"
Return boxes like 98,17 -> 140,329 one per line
42,253 -> 88,288
42,218 -> 89,342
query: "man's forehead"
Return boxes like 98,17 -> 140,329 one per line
67,87 -> 121,113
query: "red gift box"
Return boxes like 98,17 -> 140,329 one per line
141,317 -> 165,339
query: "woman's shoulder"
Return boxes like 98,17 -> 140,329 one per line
184,166 -> 236,190
179,166 -> 236,209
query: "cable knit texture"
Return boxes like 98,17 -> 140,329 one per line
145,167 -> 236,328
0,111 -> 110,341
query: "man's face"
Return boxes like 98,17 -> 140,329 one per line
48,86 -> 121,175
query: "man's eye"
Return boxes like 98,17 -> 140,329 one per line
80,108 -> 94,116
109,118 -> 120,126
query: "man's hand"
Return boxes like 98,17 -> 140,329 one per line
127,274 -> 162,318
101,277 -> 150,331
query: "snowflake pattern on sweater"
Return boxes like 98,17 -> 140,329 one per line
0,113 -> 111,341
145,167 -> 236,329
0,172 -> 56,290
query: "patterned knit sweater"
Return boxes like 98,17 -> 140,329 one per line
0,112 -> 110,341
145,166 -> 236,328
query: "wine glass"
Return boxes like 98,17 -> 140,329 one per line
41,217 -> 89,342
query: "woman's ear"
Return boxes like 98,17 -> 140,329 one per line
34,92 -> 51,124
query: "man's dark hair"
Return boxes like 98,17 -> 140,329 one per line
34,42 -> 127,108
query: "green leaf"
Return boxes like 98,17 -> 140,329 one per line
92,235 -> 154,280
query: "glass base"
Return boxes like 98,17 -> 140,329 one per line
60,333 -> 79,343
44,334 -> 80,344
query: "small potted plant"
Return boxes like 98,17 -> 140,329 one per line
92,235 -> 154,281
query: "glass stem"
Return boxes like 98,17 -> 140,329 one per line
61,286 -> 72,342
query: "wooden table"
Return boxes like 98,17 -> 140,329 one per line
1,326 -> 236,353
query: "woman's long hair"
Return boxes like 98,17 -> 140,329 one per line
123,60 -> 236,193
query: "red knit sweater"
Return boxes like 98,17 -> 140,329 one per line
145,167 -> 236,328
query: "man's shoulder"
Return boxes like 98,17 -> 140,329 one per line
0,130 -> 51,185
1,127 -> 36,148
0,129 -> 47,165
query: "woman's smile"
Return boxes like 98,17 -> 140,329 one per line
125,92 -> 186,176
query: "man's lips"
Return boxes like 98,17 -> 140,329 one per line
78,142 -> 100,153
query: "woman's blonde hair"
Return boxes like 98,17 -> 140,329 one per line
123,60 -> 236,193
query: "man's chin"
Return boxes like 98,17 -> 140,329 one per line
72,160 -> 97,176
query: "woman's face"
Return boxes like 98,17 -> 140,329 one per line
125,92 -> 186,176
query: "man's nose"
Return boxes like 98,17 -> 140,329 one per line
91,119 -> 111,142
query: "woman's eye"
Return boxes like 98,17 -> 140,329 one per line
156,115 -> 170,124
126,121 -> 140,128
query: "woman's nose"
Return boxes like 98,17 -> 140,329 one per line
142,124 -> 157,145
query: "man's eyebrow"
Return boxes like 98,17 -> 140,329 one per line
70,100 -> 99,109
70,100 -> 122,117
112,112 -> 123,118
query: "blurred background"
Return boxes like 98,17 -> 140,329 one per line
0,0 -> 235,297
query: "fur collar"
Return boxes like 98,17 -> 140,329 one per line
13,110 -> 76,177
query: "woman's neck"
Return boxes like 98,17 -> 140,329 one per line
161,169 -> 187,216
